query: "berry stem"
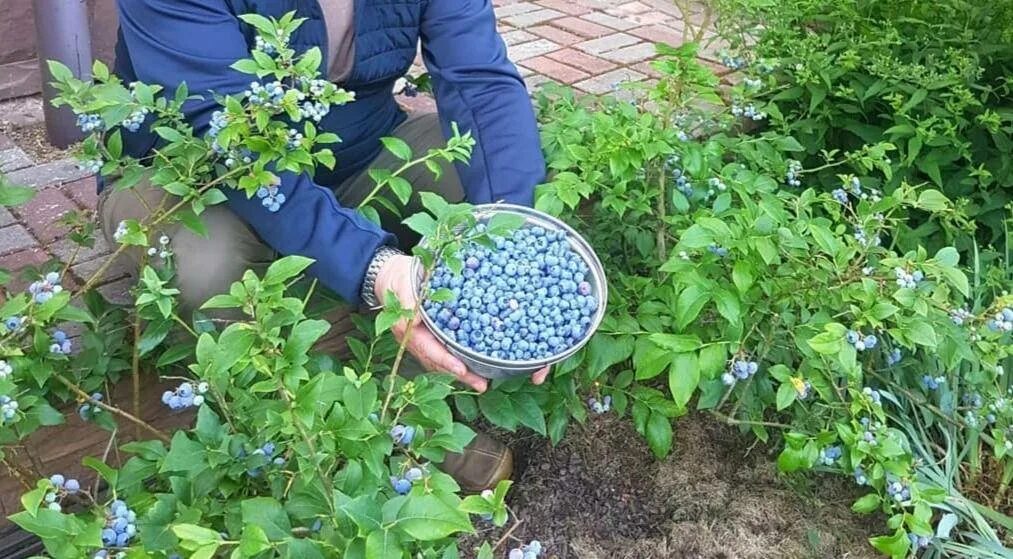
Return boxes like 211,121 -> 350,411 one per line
53,374 -> 170,443
131,306 -> 142,440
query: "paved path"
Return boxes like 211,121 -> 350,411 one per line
0,0 -> 723,300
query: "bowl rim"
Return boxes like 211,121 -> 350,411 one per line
410,203 -> 608,369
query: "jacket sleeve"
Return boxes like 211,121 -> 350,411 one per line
115,0 -> 395,303
420,0 -> 546,206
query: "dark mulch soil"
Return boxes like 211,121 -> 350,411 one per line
462,414 -> 880,559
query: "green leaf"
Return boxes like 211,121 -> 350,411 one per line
403,213 -> 437,237
263,256 -> 314,285
160,432 -> 207,475
239,524 -> 272,556
172,524 -> 222,547
395,494 -> 472,540
380,137 -> 412,161
47,60 -> 74,82
644,412 -> 673,458
668,352 -> 699,408
870,528 -> 910,558
82,456 -> 118,488
511,392 -> 546,436
0,183 -> 36,206
241,497 -> 292,541
915,189 -> 949,212
584,334 -> 634,379
478,390 -> 517,430
807,331 -> 841,354
365,529 -> 403,559
675,285 -> 709,329
852,493 -> 881,514
633,336 -> 671,380
776,382 -> 797,411
647,333 -> 701,353
905,321 -> 937,348
933,246 -> 959,267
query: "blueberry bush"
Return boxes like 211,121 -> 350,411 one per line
0,14 -> 534,559
526,42 -> 1012,557
713,0 -> 1013,253
0,8 -> 1010,559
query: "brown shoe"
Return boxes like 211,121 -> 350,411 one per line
439,431 -> 513,493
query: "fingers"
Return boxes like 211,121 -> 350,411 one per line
531,366 -> 550,385
407,325 -> 488,393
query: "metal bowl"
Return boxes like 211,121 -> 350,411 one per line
411,204 -> 608,379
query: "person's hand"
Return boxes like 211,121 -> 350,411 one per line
373,254 -> 549,392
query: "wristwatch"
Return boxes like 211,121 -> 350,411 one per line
360,245 -> 405,308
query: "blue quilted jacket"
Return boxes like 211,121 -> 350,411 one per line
111,0 -> 545,302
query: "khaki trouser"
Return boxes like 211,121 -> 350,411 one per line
98,112 -> 464,357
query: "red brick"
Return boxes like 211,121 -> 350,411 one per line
629,24 -> 687,46
632,61 -> 662,79
535,0 -> 593,15
545,48 -> 617,74
0,247 -> 51,288
519,56 -> 591,84
14,187 -> 77,243
62,176 -> 100,211
528,24 -> 585,46
550,16 -> 613,38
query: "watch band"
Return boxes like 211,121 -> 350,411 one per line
360,245 -> 404,308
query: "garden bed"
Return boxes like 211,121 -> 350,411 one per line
467,415 -> 880,559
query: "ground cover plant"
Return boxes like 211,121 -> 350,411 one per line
0,7 -> 1010,559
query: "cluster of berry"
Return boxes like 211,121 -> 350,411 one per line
78,392 -> 106,421
784,160 -> 802,187
707,243 -> 729,258
390,467 -> 424,495
0,359 -> 12,380
721,358 -> 759,386
112,221 -> 129,243
390,424 -> 417,446
299,101 -> 329,122
50,330 -> 72,355
247,81 -> 285,109
208,110 -> 228,138
920,375 -> 945,391
93,550 -> 125,559
949,307 -> 973,326
256,185 -> 287,212
845,330 -> 878,352
254,35 -> 279,55
671,166 -> 693,197
859,417 -> 882,446
743,77 -> 762,89
44,474 -> 81,512
145,235 -> 172,260
862,386 -> 882,406
100,499 -> 138,549
852,466 -> 867,485
885,347 -> 902,366
706,177 -> 727,197
832,176 -> 865,205
76,113 -> 103,133
587,395 -> 612,414
852,226 -> 881,248
161,381 -> 209,410
886,479 -> 911,503
508,540 -> 543,559
121,107 -> 150,133
908,533 -> 931,550
285,129 -> 304,150
303,78 -> 330,97
1,395 -> 19,424
400,82 -> 419,98
243,441 -> 286,477
720,52 -> 745,70
28,272 -> 63,304
986,308 -> 1013,333
731,102 -> 766,120
893,267 -> 923,289
424,224 -> 597,362
817,445 -> 842,466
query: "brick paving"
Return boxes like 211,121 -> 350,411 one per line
0,0 -> 723,301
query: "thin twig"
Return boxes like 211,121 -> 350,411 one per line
131,311 -> 142,439
54,374 -> 170,443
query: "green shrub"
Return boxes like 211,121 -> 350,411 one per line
716,0 -> 1013,252
530,42 -> 1012,557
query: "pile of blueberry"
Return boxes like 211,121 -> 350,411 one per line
44,474 -> 81,512
100,499 -> 137,548
986,307 -> 1013,333
921,375 -> 945,391
0,395 -> 19,424
77,392 -> 106,421
423,223 -> 598,362
846,329 -> 878,352
817,445 -> 842,466
161,381 -> 209,410
390,467 -> 424,495
28,272 -> 63,304
587,395 -> 612,414
50,330 -> 72,355
721,358 -> 758,386
390,424 -> 417,446
886,479 -> 911,502
893,267 -> 923,289
508,540 -> 543,559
